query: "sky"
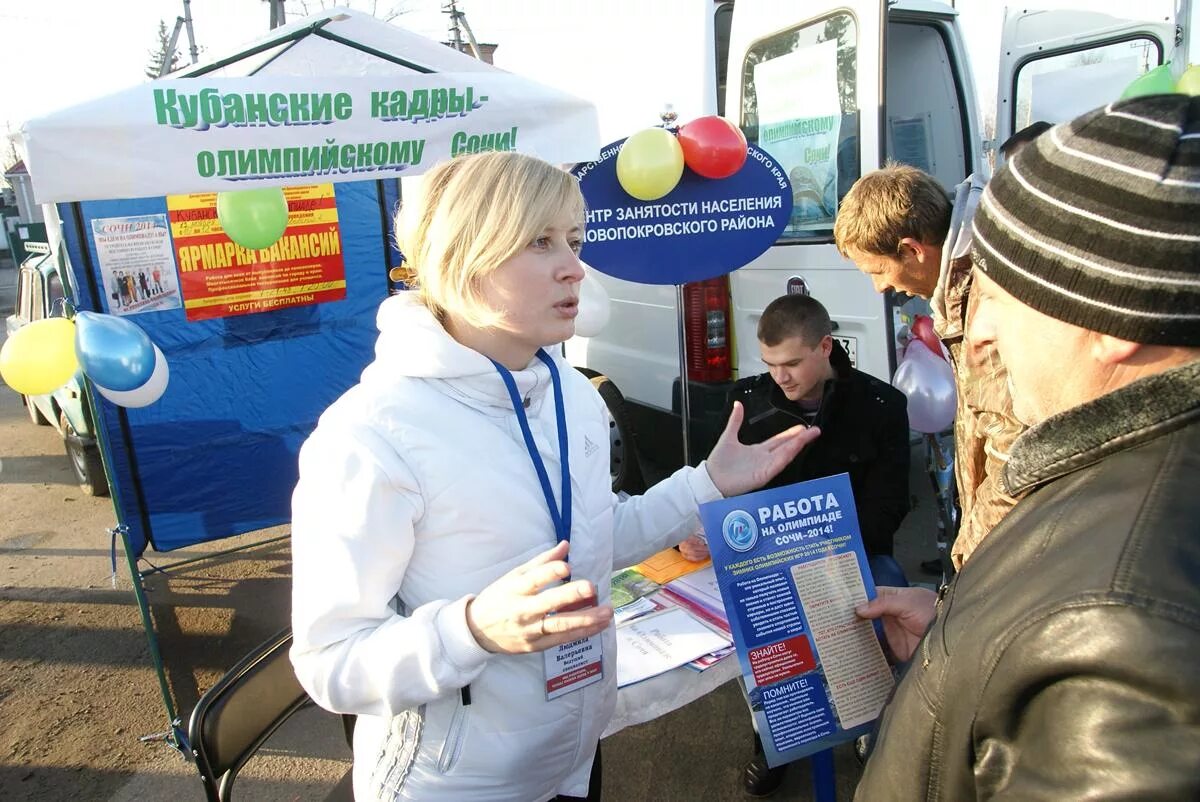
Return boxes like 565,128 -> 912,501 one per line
0,0 -> 1011,139
0,1 -> 448,134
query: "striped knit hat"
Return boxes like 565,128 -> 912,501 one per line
972,94 -> 1200,345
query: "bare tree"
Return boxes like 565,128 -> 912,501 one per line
2,125 -> 19,173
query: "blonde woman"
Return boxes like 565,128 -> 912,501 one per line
289,151 -> 817,801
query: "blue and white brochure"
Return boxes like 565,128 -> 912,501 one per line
701,473 -> 893,767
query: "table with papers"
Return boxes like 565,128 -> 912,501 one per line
604,555 -> 742,738
604,549 -> 840,802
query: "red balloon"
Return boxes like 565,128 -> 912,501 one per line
911,314 -> 944,361
677,116 -> 748,179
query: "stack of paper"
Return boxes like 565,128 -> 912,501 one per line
659,565 -> 729,631
615,607 -> 732,687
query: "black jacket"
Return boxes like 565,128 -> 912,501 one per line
728,342 -> 910,556
856,359 -> 1200,801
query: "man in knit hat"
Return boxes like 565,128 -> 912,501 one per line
853,94 -> 1200,799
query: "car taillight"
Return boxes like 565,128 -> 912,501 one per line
682,276 -> 732,383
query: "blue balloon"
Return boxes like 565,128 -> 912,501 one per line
73,311 -> 156,391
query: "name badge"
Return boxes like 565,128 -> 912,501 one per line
544,633 -> 604,700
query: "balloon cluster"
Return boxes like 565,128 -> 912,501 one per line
892,315 -> 956,434
0,312 -> 169,408
616,116 -> 747,201
1121,62 -> 1200,99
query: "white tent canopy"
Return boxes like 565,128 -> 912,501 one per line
20,7 -> 599,203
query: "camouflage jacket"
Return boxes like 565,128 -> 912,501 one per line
930,175 -> 1024,568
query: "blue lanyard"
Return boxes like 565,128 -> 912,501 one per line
489,349 -> 572,546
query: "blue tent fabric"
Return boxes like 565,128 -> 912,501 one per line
59,180 -> 390,557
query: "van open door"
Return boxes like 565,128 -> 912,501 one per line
724,0 -> 981,392
722,0 -> 888,395
995,2 -> 1176,162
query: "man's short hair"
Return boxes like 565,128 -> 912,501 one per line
999,121 -> 1052,158
973,96 -> 1200,346
833,162 -> 951,258
758,294 -> 833,347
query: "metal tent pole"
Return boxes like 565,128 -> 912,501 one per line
114,525 -> 186,752
675,284 -> 692,466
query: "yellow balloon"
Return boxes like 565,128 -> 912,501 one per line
0,317 -> 79,395
616,127 -> 685,201
1177,64 -> 1200,96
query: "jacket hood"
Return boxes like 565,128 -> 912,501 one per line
361,292 -> 557,411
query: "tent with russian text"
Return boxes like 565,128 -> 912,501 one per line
13,5 -> 598,750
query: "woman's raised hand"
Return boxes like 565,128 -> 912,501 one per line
465,540 -> 613,654
704,402 -> 821,497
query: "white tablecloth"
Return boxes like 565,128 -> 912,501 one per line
603,654 -> 740,738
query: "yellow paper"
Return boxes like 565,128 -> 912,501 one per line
636,548 -> 711,584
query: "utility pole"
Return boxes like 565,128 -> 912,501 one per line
182,0 -> 199,63
160,17 -> 186,77
444,1 -> 482,60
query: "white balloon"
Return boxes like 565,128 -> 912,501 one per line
94,344 -> 169,408
892,340 -> 957,433
575,267 -> 611,338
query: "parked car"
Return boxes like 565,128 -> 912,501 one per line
5,243 -> 109,496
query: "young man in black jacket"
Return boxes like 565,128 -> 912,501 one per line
730,293 -> 910,559
683,293 -> 911,796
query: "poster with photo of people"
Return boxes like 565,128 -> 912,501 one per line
91,214 -> 183,316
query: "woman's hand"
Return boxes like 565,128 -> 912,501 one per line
704,402 -> 821,497
465,540 -> 613,654
855,586 -> 938,663
677,534 -> 710,562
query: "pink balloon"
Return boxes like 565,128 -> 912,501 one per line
910,315 -> 944,361
893,340 -> 957,433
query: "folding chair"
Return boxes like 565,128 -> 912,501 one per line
188,627 -> 313,802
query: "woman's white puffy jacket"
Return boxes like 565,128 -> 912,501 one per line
290,293 -> 721,801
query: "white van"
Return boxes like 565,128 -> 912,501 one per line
511,0 -> 1181,487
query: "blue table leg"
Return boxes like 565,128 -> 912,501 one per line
811,748 -> 836,802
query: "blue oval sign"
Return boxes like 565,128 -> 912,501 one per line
572,140 -> 793,285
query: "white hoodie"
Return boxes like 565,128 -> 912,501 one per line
290,293 -> 721,801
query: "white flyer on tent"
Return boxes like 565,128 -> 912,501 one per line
91,215 -> 183,316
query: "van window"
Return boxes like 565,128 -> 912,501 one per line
16,269 -> 34,320
29,271 -> 45,322
47,273 -> 66,318
739,12 -> 859,242
1012,37 -> 1162,132
884,22 -> 970,189
715,3 -> 733,117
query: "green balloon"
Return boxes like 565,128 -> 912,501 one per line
1120,63 -> 1177,100
1177,64 -> 1200,97
216,187 -> 290,250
